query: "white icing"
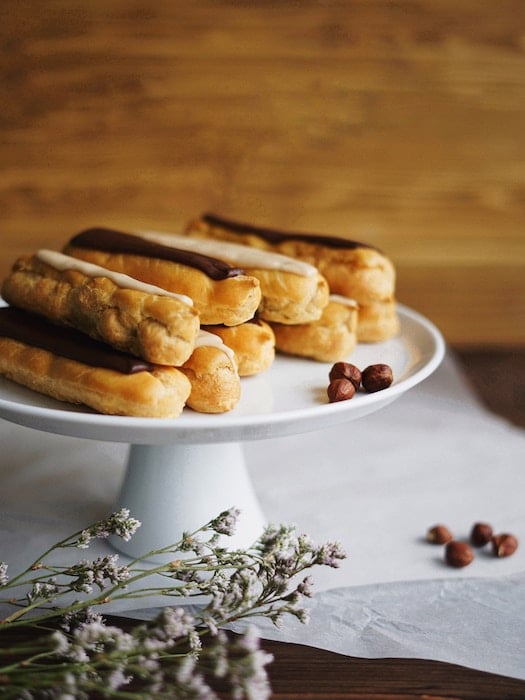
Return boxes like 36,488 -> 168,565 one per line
329,294 -> 359,308
136,229 -> 317,278
36,250 -> 193,307
195,330 -> 237,367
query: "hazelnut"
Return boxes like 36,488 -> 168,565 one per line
327,378 -> 356,403
445,541 -> 474,568
329,362 -> 362,390
491,533 -> 518,558
470,522 -> 493,547
426,524 -> 453,545
361,364 -> 393,393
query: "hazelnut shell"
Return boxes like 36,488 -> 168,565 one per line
361,364 -> 393,393
327,378 -> 356,403
427,524 -> 453,545
470,522 -> 493,547
445,541 -> 474,568
491,533 -> 518,558
329,362 -> 362,390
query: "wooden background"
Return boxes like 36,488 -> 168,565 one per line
1,0 -> 524,346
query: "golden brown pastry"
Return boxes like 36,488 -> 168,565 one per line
269,295 -> 359,362
202,318 -> 275,376
180,331 -> 241,413
133,228 -> 330,324
186,213 -> 398,340
242,265 -> 329,325
355,299 -> 400,342
0,307 -> 191,418
1,250 -> 200,366
63,228 -> 261,326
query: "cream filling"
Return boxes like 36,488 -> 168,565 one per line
194,330 -> 237,367
36,250 -> 194,307
329,294 -> 359,309
136,229 -> 317,278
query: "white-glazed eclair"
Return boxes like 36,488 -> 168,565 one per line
202,318 -> 275,376
133,228 -> 330,325
186,213 -> 399,340
180,331 -> 241,413
1,251 -> 200,366
269,295 -> 359,362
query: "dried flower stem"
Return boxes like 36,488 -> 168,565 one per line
0,507 -> 346,699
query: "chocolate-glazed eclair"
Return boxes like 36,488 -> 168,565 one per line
0,307 -> 191,418
1,250 -> 200,366
185,213 -> 399,341
63,228 -> 262,326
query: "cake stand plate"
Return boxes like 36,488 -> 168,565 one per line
0,305 -> 445,557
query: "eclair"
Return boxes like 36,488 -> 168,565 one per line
1,250 -> 200,366
0,307 -> 191,418
131,229 -> 330,325
180,331 -> 241,413
186,213 -> 399,341
354,300 -> 399,343
202,318 -> 275,376
63,228 -> 262,326
269,295 -> 359,362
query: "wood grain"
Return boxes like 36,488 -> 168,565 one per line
260,637 -> 525,700
1,1 -> 525,344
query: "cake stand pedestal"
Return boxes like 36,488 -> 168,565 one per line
0,305 -> 445,559
116,442 -> 264,556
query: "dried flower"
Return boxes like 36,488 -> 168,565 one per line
66,554 -> 130,593
0,507 -> 346,698
76,507 -> 141,548
0,562 -> 8,586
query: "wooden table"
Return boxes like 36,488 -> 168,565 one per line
261,638 -> 525,699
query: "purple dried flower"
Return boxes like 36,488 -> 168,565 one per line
314,541 -> 346,568
77,508 -> 141,549
0,507 -> 346,698
27,580 -> 59,604
0,562 -> 8,586
211,507 -> 240,536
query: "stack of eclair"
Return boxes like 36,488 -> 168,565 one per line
0,217 -> 399,417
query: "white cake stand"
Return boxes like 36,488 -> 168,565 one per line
0,305 -> 445,558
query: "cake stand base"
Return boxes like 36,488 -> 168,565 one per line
110,442 -> 266,560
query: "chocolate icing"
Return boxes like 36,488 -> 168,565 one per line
69,228 -> 244,280
202,213 -> 377,251
0,307 -> 154,374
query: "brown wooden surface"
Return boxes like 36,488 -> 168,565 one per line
1,1 -> 525,346
261,637 -> 525,700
